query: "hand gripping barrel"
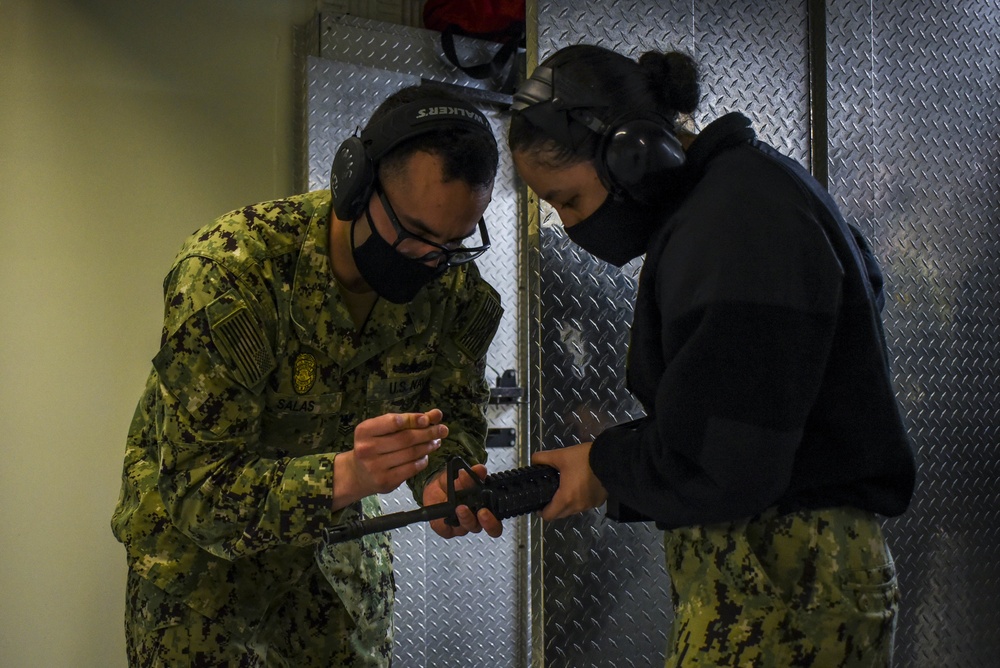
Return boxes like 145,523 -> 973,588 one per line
322,457 -> 560,544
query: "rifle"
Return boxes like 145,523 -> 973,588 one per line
323,457 -> 559,544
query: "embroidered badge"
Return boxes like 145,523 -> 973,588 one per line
293,353 -> 317,394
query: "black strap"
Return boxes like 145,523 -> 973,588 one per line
439,22 -> 524,92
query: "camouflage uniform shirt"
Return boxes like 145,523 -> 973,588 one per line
111,190 -> 502,623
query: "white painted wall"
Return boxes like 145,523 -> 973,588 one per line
0,1 -> 315,664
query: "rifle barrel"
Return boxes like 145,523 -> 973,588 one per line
323,503 -> 454,543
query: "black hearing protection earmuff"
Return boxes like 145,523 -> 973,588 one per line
511,64 -> 686,200
330,97 -> 496,222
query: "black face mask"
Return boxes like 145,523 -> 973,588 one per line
350,207 -> 445,304
564,195 -> 664,267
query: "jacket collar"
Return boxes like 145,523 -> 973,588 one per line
290,199 -> 430,371
684,112 -> 757,177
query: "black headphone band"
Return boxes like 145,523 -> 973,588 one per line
361,97 -> 496,162
512,62 -> 686,199
331,96 -> 496,221
510,65 -> 555,112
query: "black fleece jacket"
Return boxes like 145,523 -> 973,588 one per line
588,113 -> 916,529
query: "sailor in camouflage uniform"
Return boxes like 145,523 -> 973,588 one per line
112,84 -> 504,667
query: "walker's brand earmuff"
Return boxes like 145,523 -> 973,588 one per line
330,97 -> 496,221
511,64 -> 686,199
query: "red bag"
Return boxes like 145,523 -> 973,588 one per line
423,0 -> 525,43
423,0 -> 525,92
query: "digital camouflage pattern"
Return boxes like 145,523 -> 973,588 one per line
125,561 -> 364,667
663,506 -> 899,667
112,190 -> 503,665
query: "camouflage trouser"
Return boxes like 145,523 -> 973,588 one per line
124,559 -> 392,667
663,506 -> 899,667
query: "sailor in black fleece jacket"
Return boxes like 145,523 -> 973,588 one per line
509,44 -> 915,666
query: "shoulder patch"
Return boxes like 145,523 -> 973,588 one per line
206,290 -> 276,390
455,284 -> 503,361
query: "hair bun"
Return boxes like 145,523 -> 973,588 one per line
638,50 -> 700,115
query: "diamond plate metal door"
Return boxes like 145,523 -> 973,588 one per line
828,1 -> 1000,665
533,1 -> 1000,666
306,15 -> 527,668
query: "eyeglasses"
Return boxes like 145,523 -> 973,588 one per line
375,181 -> 490,267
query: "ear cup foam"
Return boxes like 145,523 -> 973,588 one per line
600,118 -> 686,196
330,136 -> 375,221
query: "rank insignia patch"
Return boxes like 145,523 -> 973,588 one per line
293,353 -> 317,394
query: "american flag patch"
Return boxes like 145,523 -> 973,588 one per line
210,298 -> 275,390
456,285 -> 503,361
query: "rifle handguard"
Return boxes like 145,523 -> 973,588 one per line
322,458 -> 559,545
463,463 -> 560,520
